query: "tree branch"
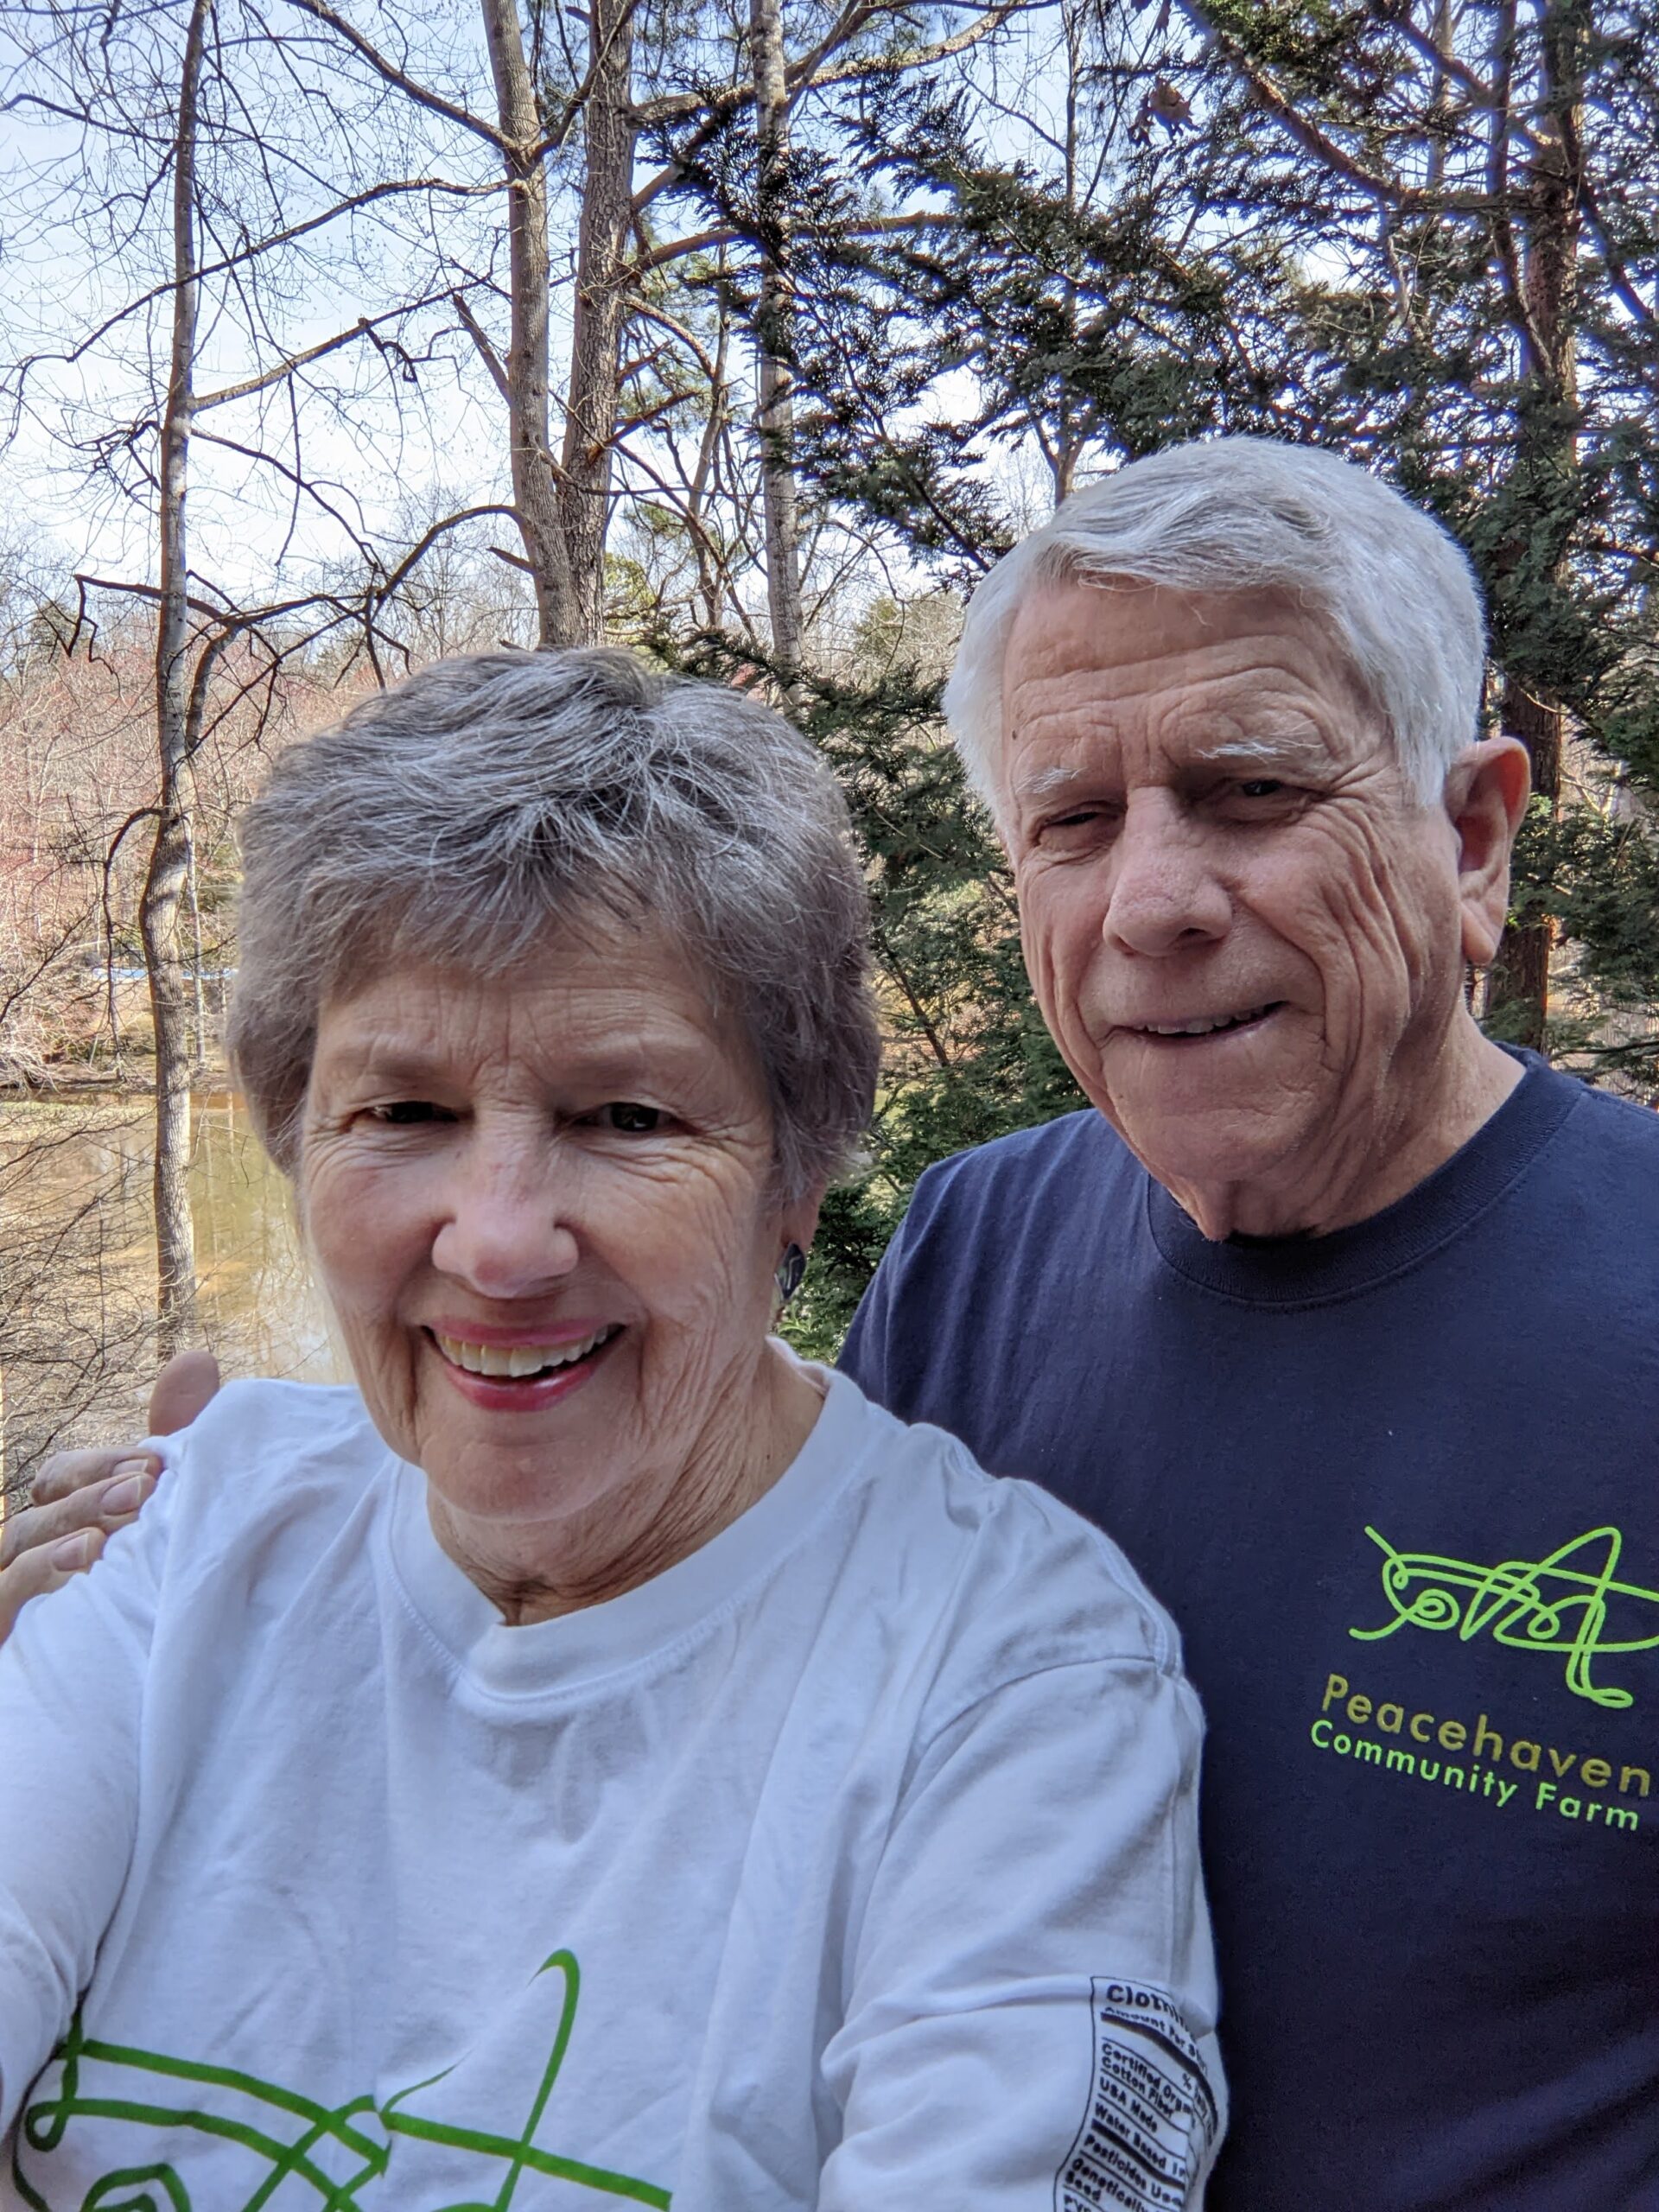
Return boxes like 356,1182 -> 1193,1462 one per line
532,0 -> 648,161
1174,0 -> 1405,206
633,210 -> 930,276
1,176 -> 504,406
451,290 -> 511,398
279,0 -> 508,149
195,287 -> 467,410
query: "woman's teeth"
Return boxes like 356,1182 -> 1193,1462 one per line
435,1325 -> 619,1378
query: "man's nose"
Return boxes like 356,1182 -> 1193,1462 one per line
1102,791 -> 1231,957
429,1132 -> 582,1298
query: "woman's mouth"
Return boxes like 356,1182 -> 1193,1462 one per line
433,1325 -> 620,1377
427,1324 -> 623,1408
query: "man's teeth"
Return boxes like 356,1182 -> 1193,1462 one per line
1139,1005 -> 1274,1038
435,1326 -> 618,1378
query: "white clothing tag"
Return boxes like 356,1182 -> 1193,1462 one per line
1055,1979 -> 1219,2212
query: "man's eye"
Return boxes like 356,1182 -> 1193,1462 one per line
369,1100 -> 448,1125
1236,779 -> 1286,800
1039,806 -> 1113,839
595,1103 -> 664,1134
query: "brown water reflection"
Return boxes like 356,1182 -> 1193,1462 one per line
0,1095 -> 338,1492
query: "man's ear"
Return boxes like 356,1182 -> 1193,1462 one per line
1444,736 -> 1531,965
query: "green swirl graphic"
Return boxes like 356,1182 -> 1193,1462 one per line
12,1950 -> 670,2212
1350,1523 -> 1659,1707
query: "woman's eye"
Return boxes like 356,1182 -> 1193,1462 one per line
1236,779 -> 1285,800
595,1102 -> 664,1135
369,1100 -> 448,1125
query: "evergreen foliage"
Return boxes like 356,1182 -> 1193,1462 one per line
5,0 -> 1655,1371
683,0 -> 1659,1340
658,627 -> 1085,1357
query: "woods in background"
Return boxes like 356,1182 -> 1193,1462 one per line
2,0 -> 1656,1405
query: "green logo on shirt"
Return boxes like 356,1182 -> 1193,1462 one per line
13,1949 -> 670,2211
1350,1523 -> 1659,1708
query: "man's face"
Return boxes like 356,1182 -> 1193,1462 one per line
998,579 -> 1484,1237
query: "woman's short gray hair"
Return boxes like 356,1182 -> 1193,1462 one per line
227,648 -> 880,1202
944,435 -> 1487,809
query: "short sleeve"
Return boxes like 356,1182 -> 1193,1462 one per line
817,1654 -> 1224,2209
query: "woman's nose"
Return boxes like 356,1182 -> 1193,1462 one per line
1102,791 -> 1231,957
429,1138 -> 582,1298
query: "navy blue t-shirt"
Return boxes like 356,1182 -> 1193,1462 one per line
841,1054 -> 1659,2211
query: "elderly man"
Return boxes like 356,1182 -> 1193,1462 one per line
10,437 -> 1659,2206
842,439 -> 1659,2209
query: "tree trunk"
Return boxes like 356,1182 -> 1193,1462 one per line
1485,0 -> 1584,1047
480,0 -> 582,647
1486,677 -> 1560,1045
558,0 -> 639,644
143,0 -> 212,1358
752,0 -> 804,701
187,824 -> 207,1064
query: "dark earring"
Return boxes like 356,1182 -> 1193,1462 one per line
775,1242 -> 806,1306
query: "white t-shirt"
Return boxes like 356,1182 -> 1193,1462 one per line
0,1364 -> 1222,2211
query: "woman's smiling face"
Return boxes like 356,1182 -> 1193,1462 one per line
299,922 -> 815,1588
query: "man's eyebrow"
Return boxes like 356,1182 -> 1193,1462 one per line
1011,764 -> 1090,803
1009,732 -> 1331,802
1191,733 -> 1333,774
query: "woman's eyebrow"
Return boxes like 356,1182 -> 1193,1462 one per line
321,1029 -> 712,1091
317,1041 -> 448,1089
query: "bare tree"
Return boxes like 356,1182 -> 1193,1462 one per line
291,0 -> 1028,658
143,0 -> 213,1350
3,0 -> 498,1338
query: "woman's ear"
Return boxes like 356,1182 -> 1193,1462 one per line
1444,736 -> 1531,965
772,1191 -> 824,1309
775,1243 -> 807,1306
782,1187 -> 824,1256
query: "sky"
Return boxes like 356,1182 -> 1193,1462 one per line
0,0 -> 1086,627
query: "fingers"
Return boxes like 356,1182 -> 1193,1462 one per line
0,1459 -> 160,1647
31,1445 -> 151,1509
29,1347 -> 219,1506
0,1525 -> 110,1649
4,1460 -> 159,1573
149,1348 -> 221,1437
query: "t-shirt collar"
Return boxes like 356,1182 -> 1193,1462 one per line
1144,1048 -> 1580,1307
385,1354 -> 871,1696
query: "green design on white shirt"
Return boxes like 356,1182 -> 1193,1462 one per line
14,1950 -> 670,2212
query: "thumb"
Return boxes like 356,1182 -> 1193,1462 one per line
148,1348 -> 222,1436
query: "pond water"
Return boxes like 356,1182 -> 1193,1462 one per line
0,1095 -> 339,1491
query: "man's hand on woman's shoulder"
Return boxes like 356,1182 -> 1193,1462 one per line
0,1350 -> 222,1647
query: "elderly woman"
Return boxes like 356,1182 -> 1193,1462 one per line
0,650 -> 1220,2211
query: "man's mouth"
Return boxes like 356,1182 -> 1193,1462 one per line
1127,1001 -> 1286,1039
430,1325 -> 622,1381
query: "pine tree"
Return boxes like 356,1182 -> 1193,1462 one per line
792,0 -> 1659,1088
757,0 -> 1659,1333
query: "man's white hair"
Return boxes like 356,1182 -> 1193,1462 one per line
943,435 -> 1488,810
